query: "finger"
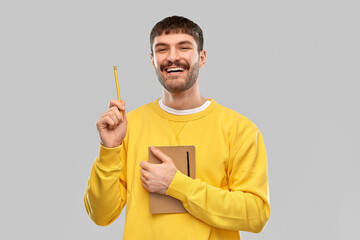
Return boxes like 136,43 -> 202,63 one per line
140,168 -> 147,177
114,106 -> 123,122
97,112 -> 115,130
120,100 -> 126,111
96,113 -> 107,128
140,161 -> 150,171
108,106 -> 123,123
122,111 -> 127,124
141,179 -> 149,191
106,108 -> 120,126
109,100 -> 126,123
109,99 -> 126,112
150,146 -> 171,163
103,116 -> 116,129
140,172 -> 148,181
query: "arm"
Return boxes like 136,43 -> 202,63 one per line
166,131 -> 270,232
84,99 -> 128,226
84,144 -> 127,226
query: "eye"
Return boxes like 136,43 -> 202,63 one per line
180,45 -> 192,51
156,48 -> 167,53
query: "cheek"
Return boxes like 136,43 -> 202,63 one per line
189,53 -> 200,64
153,56 -> 164,69
190,56 -> 200,67
152,57 -> 158,68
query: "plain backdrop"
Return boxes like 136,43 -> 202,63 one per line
1,0 -> 359,239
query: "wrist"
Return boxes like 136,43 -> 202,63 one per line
166,169 -> 178,190
100,140 -> 122,149
97,143 -> 123,168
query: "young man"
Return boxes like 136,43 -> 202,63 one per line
84,16 -> 270,240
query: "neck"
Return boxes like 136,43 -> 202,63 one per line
162,82 -> 206,110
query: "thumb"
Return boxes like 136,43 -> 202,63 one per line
150,146 -> 171,164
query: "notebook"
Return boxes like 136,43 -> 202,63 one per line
148,145 -> 196,214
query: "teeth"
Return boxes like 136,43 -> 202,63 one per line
166,67 -> 184,72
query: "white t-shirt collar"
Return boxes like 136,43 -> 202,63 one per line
158,99 -> 211,116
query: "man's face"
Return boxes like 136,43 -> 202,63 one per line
151,33 -> 206,93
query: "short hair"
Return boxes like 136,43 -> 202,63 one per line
150,16 -> 204,54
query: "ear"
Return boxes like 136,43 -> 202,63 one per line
199,50 -> 207,68
150,53 -> 156,69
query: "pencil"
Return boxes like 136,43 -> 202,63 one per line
113,66 -> 121,101
113,66 -> 123,117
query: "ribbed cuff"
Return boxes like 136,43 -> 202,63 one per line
166,170 -> 194,203
97,143 -> 123,169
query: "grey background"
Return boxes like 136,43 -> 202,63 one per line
1,0 -> 359,239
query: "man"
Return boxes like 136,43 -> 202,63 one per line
84,16 -> 270,240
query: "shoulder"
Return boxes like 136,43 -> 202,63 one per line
211,101 -> 261,144
213,101 -> 259,131
126,100 -> 156,119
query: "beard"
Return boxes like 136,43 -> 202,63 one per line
155,59 -> 200,93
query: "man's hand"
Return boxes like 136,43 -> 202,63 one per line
140,147 -> 178,195
96,99 -> 127,148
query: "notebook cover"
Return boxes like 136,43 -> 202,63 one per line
148,145 -> 196,214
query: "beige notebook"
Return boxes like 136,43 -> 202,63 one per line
148,146 -> 196,214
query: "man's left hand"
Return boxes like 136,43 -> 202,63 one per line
140,146 -> 178,195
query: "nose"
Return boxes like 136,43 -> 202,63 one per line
167,47 -> 179,62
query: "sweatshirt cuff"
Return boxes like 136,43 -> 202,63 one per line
166,170 -> 194,204
97,143 -> 123,169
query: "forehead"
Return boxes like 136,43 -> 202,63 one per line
153,33 -> 197,48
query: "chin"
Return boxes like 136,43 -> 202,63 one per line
156,69 -> 198,93
164,84 -> 187,93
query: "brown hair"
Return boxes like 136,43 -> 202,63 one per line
150,16 -> 204,54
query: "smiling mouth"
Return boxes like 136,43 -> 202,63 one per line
165,67 -> 185,74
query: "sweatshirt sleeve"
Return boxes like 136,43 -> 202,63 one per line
166,131 -> 270,233
83,144 -> 127,226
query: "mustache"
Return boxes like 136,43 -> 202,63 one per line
160,60 -> 190,72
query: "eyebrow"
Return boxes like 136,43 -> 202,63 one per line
154,40 -> 194,49
177,41 -> 194,46
154,43 -> 168,49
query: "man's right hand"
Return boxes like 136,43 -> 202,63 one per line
96,99 -> 127,148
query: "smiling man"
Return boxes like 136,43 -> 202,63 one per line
152,33 -> 204,94
84,16 -> 270,240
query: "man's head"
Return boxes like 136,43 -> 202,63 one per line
150,16 -> 204,54
150,16 -> 206,93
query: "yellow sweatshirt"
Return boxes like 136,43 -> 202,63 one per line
84,99 -> 270,240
